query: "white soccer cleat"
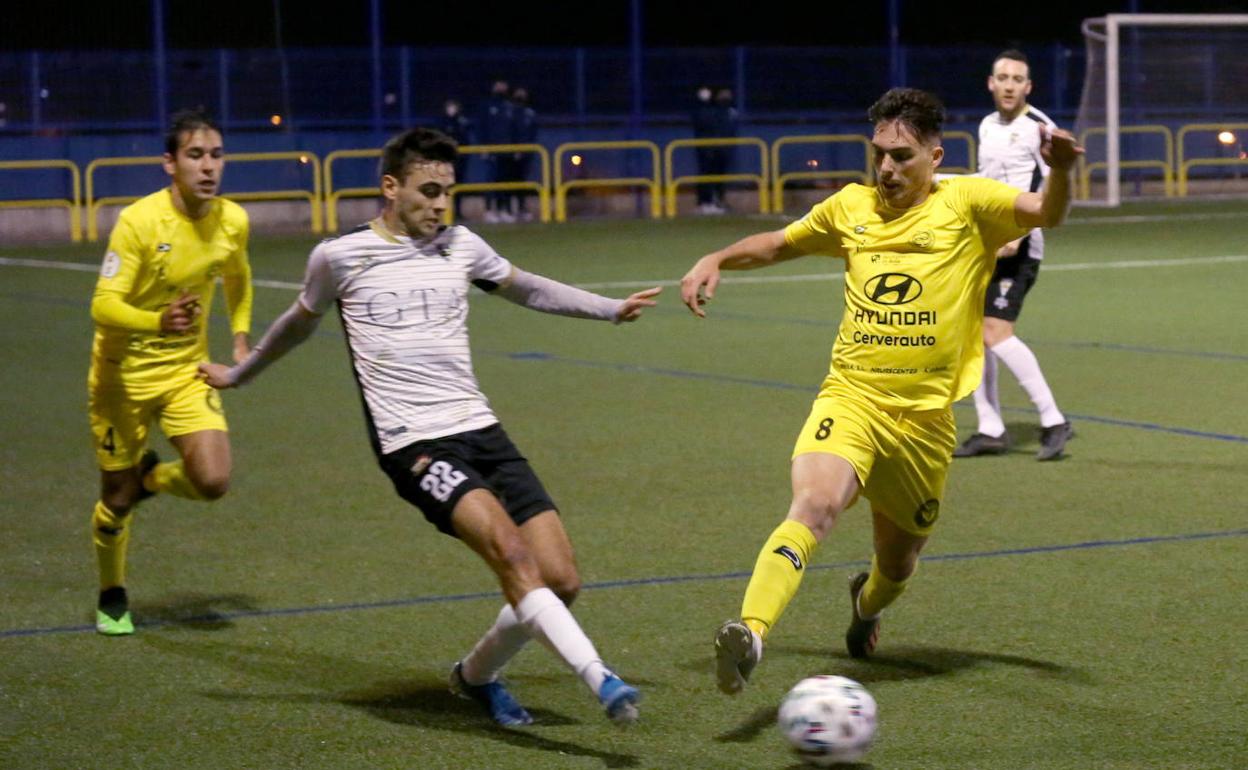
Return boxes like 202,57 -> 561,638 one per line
715,620 -> 763,695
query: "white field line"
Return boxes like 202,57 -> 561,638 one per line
2,253 -> 1246,293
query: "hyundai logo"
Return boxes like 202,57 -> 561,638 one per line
863,273 -> 923,305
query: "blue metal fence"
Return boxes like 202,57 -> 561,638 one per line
1,44 -> 1089,135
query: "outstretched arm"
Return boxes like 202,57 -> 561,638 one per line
679,228 -> 800,317
1015,127 -> 1083,229
198,300 -> 322,388
495,268 -> 660,323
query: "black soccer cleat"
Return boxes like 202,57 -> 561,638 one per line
845,572 -> 880,660
1036,422 -> 1074,461
952,432 -> 1010,458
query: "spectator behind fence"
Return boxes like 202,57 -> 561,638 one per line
507,87 -> 539,222
691,86 -> 718,214
707,87 -> 740,214
480,80 -> 515,223
440,99 -> 473,220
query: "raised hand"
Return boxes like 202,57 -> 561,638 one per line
616,286 -> 662,323
1041,126 -> 1084,170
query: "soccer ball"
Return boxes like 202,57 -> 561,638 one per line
777,675 -> 877,766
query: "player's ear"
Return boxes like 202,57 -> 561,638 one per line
930,144 -> 944,170
161,152 -> 176,175
380,174 -> 400,201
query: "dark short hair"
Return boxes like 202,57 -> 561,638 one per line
380,127 -> 458,181
867,88 -> 946,143
165,108 -> 221,155
993,49 -> 1030,70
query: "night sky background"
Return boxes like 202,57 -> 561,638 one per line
4,0 -> 1246,50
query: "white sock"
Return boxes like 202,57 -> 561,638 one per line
515,587 -> 610,696
991,336 -> 1066,428
973,351 -> 1006,437
460,603 -> 531,686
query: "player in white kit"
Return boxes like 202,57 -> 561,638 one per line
954,49 -> 1074,461
199,127 -> 660,726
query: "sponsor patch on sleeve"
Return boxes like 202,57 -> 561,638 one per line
100,251 -> 122,278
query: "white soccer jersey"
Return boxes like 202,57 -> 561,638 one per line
298,221 -> 512,454
977,106 -> 1056,259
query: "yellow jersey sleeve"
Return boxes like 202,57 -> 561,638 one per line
90,209 -> 162,332
956,176 -> 1029,253
783,190 -> 851,258
220,205 -> 253,336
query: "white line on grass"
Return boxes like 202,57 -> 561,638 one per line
2,253 -> 1246,292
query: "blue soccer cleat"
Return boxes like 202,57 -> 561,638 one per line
449,661 -> 533,727
598,672 -> 640,725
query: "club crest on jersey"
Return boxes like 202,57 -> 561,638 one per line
909,229 -> 934,249
854,225 -> 867,234
156,243 -> 172,252
773,545 -> 803,571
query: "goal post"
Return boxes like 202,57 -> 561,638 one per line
1076,13 -> 1248,206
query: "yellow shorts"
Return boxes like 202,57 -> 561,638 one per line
88,367 -> 227,471
792,376 -> 956,536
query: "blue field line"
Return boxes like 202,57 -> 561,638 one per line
1060,341 -> 1248,363
3,528 -> 1246,640
494,350 -> 1248,444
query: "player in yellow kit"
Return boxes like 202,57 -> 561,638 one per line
679,88 -> 1082,693
87,108 -> 253,635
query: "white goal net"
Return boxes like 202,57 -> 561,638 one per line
1075,13 -> 1248,205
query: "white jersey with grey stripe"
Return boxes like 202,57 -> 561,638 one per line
977,106 -> 1056,260
298,221 -> 511,455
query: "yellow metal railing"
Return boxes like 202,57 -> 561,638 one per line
1078,125 -> 1174,199
940,130 -> 978,175
324,144 -> 551,231
1177,122 -> 1248,197
324,148 -> 381,232
0,159 -> 83,242
86,152 -> 323,241
553,141 -> 662,223
770,135 -> 872,213
458,144 -> 551,224
662,137 -> 770,216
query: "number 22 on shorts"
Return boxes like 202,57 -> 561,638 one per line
420,460 -> 468,502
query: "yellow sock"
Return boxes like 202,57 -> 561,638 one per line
149,460 -> 206,500
92,501 -> 132,590
740,519 -> 818,640
857,555 -> 913,619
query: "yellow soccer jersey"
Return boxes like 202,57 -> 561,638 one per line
784,176 -> 1028,410
90,189 -> 252,377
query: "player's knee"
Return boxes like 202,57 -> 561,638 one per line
192,473 -> 230,501
101,475 -> 141,514
791,486 -> 848,524
545,569 -> 581,605
101,493 -> 136,517
492,533 -> 538,577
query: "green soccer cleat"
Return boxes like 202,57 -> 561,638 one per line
95,609 -> 135,636
96,586 -> 134,636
